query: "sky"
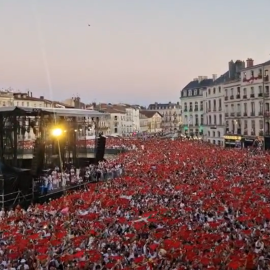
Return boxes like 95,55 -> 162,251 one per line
1,0 -> 270,106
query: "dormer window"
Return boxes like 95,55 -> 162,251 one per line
251,70 -> 254,77
188,90 -> 192,96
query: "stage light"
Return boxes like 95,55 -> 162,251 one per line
52,128 -> 63,137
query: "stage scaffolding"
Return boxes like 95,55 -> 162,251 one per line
0,106 -> 107,207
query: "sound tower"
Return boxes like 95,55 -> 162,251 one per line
95,135 -> 106,162
30,139 -> 45,176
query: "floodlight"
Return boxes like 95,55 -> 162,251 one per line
52,128 -> 63,137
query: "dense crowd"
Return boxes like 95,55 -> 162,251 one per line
0,138 -> 270,269
39,162 -> 124,193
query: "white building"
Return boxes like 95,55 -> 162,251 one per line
180,76 -> 213,136
148,102 -> 182,131
237,59 -> 270,138
204,74 -> 226,145
0,91 -> 14,107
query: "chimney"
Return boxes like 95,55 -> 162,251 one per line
198,76 -> 203,83
212,74 -> 217,81
246,58 -> 254,68
40,96 -> 44,99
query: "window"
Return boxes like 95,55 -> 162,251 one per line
218,131 -> 220,137
237,87 -> 240,94
183,90 -> 187,97
213,88 -> 216,94
188,90 -> 192,96
244,103 -> 247,114
231,104 -> 234,112
200,101 -> 203,111
199,89 -> 203,95
184,116 -> 188,124
237,104 -> 241,113
213,100 -> 216,111
208,89 -> 211,95
231,88 -> 234,96
114,128 -> 118,133
200,115 -> 203,125
259,101 -> 263,113
244,120 -> 247,129
225,105 -> 228,113
213,131 -> 216,137
259,86 -> 262,94
189,102 -> 193,111
219,114 -> 222,125
194,89 -> 198,95
251,70 -> 254,77
260,120 -> 263,130
225,89 -> 228,96
251,102 -> 255,114
209,116 -> 212,125
219,86 -> 221,93
195,102 -> 198,111
184,102 -> 187,111
27,102 -> 29,107
251,120 -> 255,134
208,100 -> 211,112
214,115 -> 217,125
251,87 -> 254,95
219,99 -> 222,111
195,115 -> 199,126
243,88 -> 247,96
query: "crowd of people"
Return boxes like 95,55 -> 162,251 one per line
0,138 -> 270,269
39,162 -> 124,194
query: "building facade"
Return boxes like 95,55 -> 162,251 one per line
180,76 -> 213,136
140,110 -> 163,133
148,102 -> 182,131
237,59 -> 270,140
204,74 -> 227,145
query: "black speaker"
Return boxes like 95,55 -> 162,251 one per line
95,136 -> 106,162
31,139 -> 45,176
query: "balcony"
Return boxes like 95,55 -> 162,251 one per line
258,93 -> 263,97
265,93 -> 270,97
230,95 -> 234,100
237,112 -> 241,116
250,94 -> 255,98
250,112 -> 255,117
225,96 -> 228,101
259,111 -> 263,116
230,112 -> 235,116
236,94 -> 240,99
264,75 -> 269,82
225,113 -> 229,117
243,95 -> 247,99
243,112 -> 247,116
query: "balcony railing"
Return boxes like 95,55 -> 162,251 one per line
237,112 -> 241,116
243,112 -> 247,116
236,94 -> 240,99
258,93 -> 263,97
259,111 -> 263,116
250,112 -> 255,116
230,112 -> 235,116
184,108 -> 187,112
225,113 -> 229,117
194,107 -> 198,111
264,75 -> 269,82
189,108 -> 193,112
225,96 -> 228,101
230,95 -> 234,100
243,95 -> 247,99
250,94 -> 255,98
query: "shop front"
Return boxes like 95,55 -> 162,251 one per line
224,135 -> 242,148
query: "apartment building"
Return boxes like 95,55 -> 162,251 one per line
204,73 -> 228,145
148,102 -> 182,131
180,76 -> 213,136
